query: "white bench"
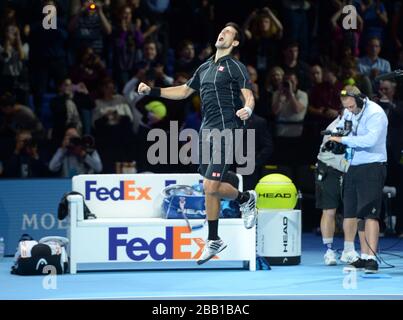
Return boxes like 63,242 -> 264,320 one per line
68,173 -> 256,273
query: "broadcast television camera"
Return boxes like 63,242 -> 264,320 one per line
320,120 -> 352,154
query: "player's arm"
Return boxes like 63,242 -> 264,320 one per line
236,88 -> 255,120
137,82 -> 195,100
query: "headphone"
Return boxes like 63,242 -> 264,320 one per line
340,89 -> 366,109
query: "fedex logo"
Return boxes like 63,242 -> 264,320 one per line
85,180 -> 151,201
109,227 -> 214,261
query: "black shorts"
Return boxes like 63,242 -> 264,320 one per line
198,128 -> 235,181
343,162 -> 387,220
315,160 -> 344,210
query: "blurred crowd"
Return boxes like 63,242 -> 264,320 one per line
0,0 -> 402,217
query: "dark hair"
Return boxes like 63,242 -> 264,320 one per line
0,91 -> 16,108
178,39 -> 194,52
367,36 -> 382,46
100,77 -> 114,88
284,72 -> 298,82
144,39 -> 158,48
56,77 -> 70,89
282,39 -> 299,51
225,22 -> 244,47
323,62 -> 340,77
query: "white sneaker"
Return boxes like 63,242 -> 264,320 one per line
340,250 -> 360,264
197,239 -> 227,265
239,190 -> 257,229
324,249 -> 337,266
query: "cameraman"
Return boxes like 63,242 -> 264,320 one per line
328,85 -> 388,273
316,113 -> 350,266
49,126 -> 102,177
2,130 -> 49,178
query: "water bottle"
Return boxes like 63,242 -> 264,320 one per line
0,237 -> 5,261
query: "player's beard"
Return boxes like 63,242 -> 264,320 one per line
215,38 -> 231,50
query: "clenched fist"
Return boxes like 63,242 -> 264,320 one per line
236,107 -> 252,120
138,82 -> 151,95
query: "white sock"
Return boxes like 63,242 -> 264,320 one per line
323,238 -> 334,250
361,253 -> 369,260
367,255 -> 376,261
344,241 -> 355,252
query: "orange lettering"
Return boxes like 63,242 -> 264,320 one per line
124,180 -> 135,200
137,187 -> 151,200
173,227 -> 191,259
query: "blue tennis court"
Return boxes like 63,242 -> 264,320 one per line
1,233 -> 402,300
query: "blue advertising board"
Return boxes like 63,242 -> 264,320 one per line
0,179 -> 71,255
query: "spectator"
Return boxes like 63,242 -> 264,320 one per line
0,24 -> 29,105
391,1 -> 403,54
50,78 -> 95,148
2,129 -> 49,178
29,0 -> 68,116
271,71 -> 308,165
357,0 -> 388,45
375,79 -> 398,111
341,59 -> 373,96
123,68 -> 154,134
70,46 -> 108,99
281,0 -> 310,60
338,44 -> 359,67
175,40 -> 211,75
0,91 -> 43,138
331,3 -> 363,59
49,126 -> 102,177
142,0 -> 171,56
308,64 -> 343,121
255,66 -> 284,122
281,41 -> 311,91
112,5 -> 144,91
272,72 -> 308,138
126,0 -> 159,41
69,0 -> 112,58
243,7 -> 283,78
247,65 -> 259,101
306,64 -> 344,163
135,40 -> 173,86
189,0 -> 215,47
93,77 -> 136,173
93,77 -> 133,126
164,72 -> 194,129
357,36 -> 391,81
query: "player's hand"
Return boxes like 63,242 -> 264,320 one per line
236,107 -> 252,121
138,82 -> 151,95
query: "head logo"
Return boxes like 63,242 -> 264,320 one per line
259,193 -> 292,199
85,180 -> 151,201
108,227 -> 214,261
